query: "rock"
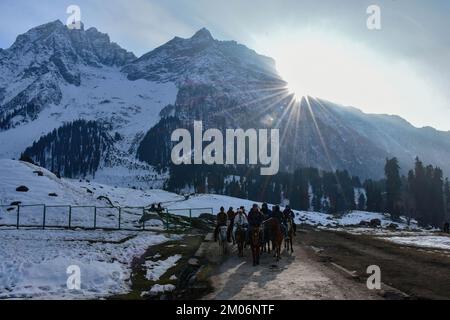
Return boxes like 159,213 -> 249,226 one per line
86,188 -> 93,194
369,219 -> 382,228
48,193 -> 58,197
359,220 -> 370,227
33,170 -> 44,176
16,186 -> 29,192
10,201 -> 22,206
387,223 -> 399,230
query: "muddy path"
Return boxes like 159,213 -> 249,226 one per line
204,233 -> 382,300
300,228 -> 450,300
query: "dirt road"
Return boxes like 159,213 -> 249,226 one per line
300,229 -> 450,300
204,238 -> 381,300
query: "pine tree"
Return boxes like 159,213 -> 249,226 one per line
358,193 -> 366,211
385,158 -> 402,220
444,179 -> 450,223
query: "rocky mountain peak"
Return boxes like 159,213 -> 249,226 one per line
190,27 -> 214,42
7,20 -> 135,68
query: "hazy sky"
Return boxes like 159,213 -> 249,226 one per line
0,0 -> 449,130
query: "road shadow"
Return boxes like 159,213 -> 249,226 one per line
209,244 -> 296,299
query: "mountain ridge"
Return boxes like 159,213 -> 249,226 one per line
0,21 -> 449,184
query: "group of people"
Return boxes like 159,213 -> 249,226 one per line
214,203 -> 297,244
149,203 -> 164,214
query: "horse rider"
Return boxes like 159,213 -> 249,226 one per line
240,206 -> 248,218
261,203 -> 272,220
227,207 -> 236,243
214,207 -> 228,242
283,205 -> 296,235
272,205 -> 287,238
247,204 -> 264,244
232,208 -> 248,243
156,203 -> 164,214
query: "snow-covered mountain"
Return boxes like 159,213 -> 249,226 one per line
1,20 -> 450,184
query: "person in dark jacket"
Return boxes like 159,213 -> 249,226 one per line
261,203 -> 272,220
272,205 -> 287,237
247,204 -> 264,244
271,205 -> 284,224
283,206 -> 297,235
248,204 -> 264,227
214,207 -> 228,242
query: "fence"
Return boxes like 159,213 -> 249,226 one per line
0,204 -> 214,232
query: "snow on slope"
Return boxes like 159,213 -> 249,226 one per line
0,229 -> 170,299
0,159 -> 97,206
382,235 -> 450,251
0,66 -> 177,186
0,159 -> 177,299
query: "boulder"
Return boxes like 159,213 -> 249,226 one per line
10,201 -> 22,206
369,219 -> 382,228
359,220 -> 370,227
48,193 -> 58,197
387,223 -> 399,230
16,186 -> 29,192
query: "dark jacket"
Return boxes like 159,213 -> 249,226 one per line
283,208 -> 295,221
217,212 -> 228,226
261,207 -> 272,220
248,209 -> 264,227
227,210 -> 236,224
272,208 -> 284,224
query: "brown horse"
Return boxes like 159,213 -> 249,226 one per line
265,218 -> 283,262
235,226 -> 246,257
284,219 -> 294,254
261,222 -> 272,254
250,226 -> 261,266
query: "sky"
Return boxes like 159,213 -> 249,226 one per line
0,0 -> 449,130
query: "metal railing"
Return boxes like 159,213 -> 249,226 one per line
0,204 -> 214,232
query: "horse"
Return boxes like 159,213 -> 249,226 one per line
261,221 -> 272,254
218,225 -> 228,255
235,226 -> 246,257
264,218 -> 283,262
284,218 -> 294,254
249,226 -> 261,266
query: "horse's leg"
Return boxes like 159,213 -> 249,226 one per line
257,246 -> 260,265
277,244 -> 281,261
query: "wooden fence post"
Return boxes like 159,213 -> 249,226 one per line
68,206 -> 72,229
118,207 -> 122,230
42,205 -> 46,230
16,205 -> 20,229
94,207 -> 97,229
